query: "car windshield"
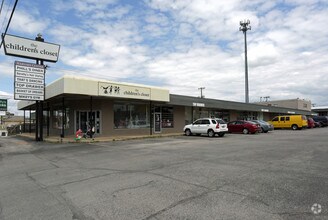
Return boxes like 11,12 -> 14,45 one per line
259,120 -> 269,125
252,120 -> 262,124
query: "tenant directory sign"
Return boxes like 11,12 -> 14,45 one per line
14,61 -> 45,101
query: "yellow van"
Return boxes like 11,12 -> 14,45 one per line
268,115 -> 308,130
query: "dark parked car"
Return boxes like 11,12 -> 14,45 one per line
312,116 -> 328,127
228,120 -> 261,134
314,121 -> 321,128
251,120 -> 274,133
307,118 -> 315,128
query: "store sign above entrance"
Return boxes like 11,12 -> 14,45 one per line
193,102 -> 205,107
98,82 -> 151,100
2,34 -> 60,62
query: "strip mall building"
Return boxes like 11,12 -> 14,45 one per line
17,76 -> 316,137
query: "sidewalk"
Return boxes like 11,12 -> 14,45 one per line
18,132 -> 184,143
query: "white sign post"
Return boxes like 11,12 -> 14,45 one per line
14,61 -> 45,101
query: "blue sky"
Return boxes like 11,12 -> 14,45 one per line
1,0 -> 328,114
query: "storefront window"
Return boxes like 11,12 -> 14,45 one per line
161,107 -> 174,128
154,106 -> 174,128
114,103 -> 150,129
185,107 -> 192,125
193,108 -> 209,121
42,110 -> 48,127
237,111 -> 258,120
210,110 -> 230,122
52,108 -> 70,129
192,108 -> 230,122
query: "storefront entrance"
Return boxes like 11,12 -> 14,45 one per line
75,110 -> 101,134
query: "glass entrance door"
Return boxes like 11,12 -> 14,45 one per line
75,110 -> 101,134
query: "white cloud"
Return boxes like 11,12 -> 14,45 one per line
0,91 -> 21,115
48,25 -> 91,45
0,62 -> 14,77
9,10 -> 49,35
91,5 -> 131,20
2,0 -> 328,108
146,45 -> 245,100
51,0 -> 118,14
248,42 -> 280,67
146,0 -> 260,40
0,91 -> 12,97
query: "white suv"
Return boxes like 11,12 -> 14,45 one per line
183,118 -> 228,137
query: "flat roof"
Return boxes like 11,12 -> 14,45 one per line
17,76 -> 317,116
169,94 -> 316,115
312,106 -> 328,110
312,106 -> 328,112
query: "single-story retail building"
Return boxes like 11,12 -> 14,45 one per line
17,75 -> 317,137
312,106 -> 328,116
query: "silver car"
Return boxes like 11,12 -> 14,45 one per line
251,120 -> 274,133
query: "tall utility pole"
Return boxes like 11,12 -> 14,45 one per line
198,87 -> 205,98
239,19 -> 251,103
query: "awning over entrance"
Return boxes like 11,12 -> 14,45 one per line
17,75 -> 170,110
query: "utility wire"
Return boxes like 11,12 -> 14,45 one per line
0,0 -> 5,16
0,0 -> 18,49
0,0 -> 12,32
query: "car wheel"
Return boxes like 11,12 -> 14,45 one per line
208,129 -> 215,137
261,128 -> 265,133
291,124 -> 298,130
242,128 -> 249,134
185,129 -> 192,136
218,133 -> 225,137
264,130 -> 269,133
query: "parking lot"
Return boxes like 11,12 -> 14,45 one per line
0,128 -> 327,220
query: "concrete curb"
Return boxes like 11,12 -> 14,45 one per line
17,133 -> 184,143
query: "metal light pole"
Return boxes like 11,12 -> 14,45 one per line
239,19 -> 251,103
198,87 -> 205,98
35,33 -> 44,141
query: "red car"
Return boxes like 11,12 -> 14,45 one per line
228,120 -> 261,134
307,118 -> 315,128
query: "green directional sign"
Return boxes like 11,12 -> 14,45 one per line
0,99 -> 7,111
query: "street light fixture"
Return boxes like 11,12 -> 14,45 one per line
239,19 -> 251,103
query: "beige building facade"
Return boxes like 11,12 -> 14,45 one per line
254,99 -> 312,111
17,76 -> 316,138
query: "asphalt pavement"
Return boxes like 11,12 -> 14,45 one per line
0,128 -> 327,220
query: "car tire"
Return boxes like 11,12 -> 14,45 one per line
185,129 -> 192,136
264,130 -> 269,133
218,133 -> 225,137
291,124 -> 298,130
208,129 -> 215,137
261,128 -> 265,133
242,128 -> 249,134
